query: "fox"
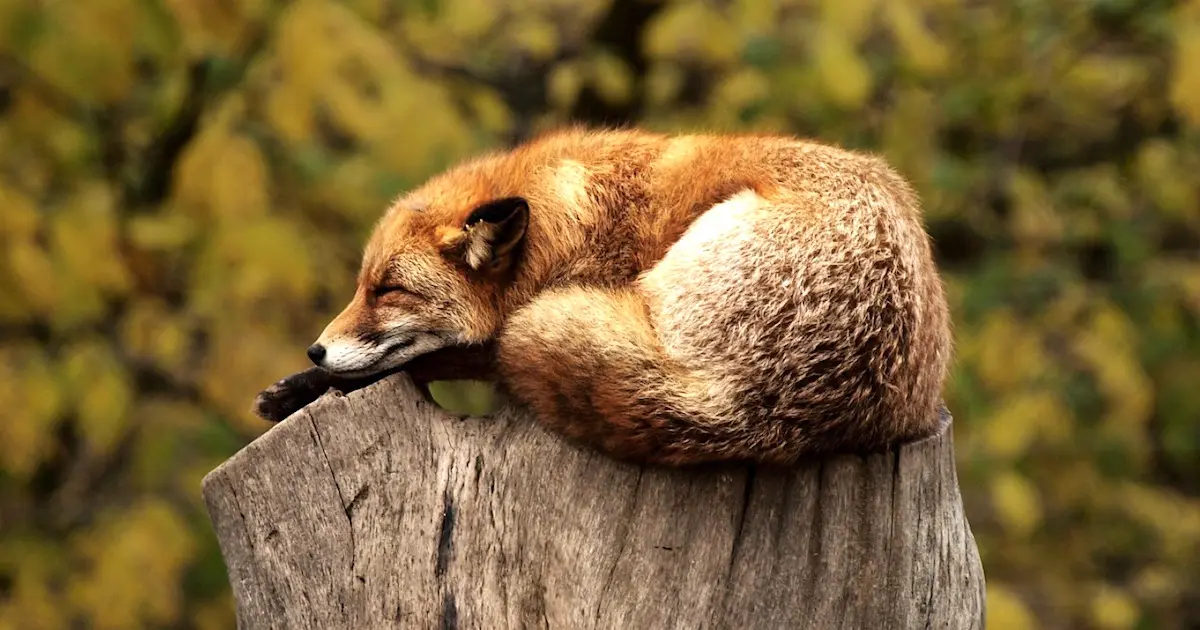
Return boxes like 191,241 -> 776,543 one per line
253,126 -> 953,466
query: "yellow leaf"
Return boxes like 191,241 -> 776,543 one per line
644,2 -> 738,63
0,183 -> 41,240
173,123 -> 225,215
28,0 -> 139,103
272,1 -> 360,139
165,0 -> 268,57
0,538 -> 70,630
7,241 -> 59,316
0,274 -> 31,325
511,17 -> 560,62
264,74 -> 315,144
1134,139 -> 1198,220
1071,306 -> 1154,451
1132,565 -> 1181,602
1063,165 -> 1134,220
309,155 -> 390,220
713,67 -> 770,110
325,76 -> 382,142
813,30 -> 872,108
174,122 -> 272,218
1116,482 -> 1200,559
197,313 -> 310,428
50,182 -> 131,295
548,61 -> 585,110
67,500 -> 196,630
129,398 -> 208,488
0,346 -> 64,479
1009,170 -> 1064,244
60,340 -> 133,458
1170,20 -> 1200,127
371,81 -> 473,176
730,0 -> 778,33
986,583 -> 1038,630
644,63 -> 685,108
991,471 -> 1043,537
119,298 -> 192,375
46,268 -> 108,332
981,391 -> 1073,459
191,593 -> 237,630
439,0 -> 499,40
197,215 -> 317,310
127,212 -> 199,251
1040,282 -> 1089,331
588,50 -> 634,106
1090,585 -> 1140,630
970,309 -> 1050,393
885,0 -> 949,75
210,135 -> 272,217
467,87 -> 513,135
820,0 -> 878,41
1066,55 -> 1147,109
883,91 -> 947,200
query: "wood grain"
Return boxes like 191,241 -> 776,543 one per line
203,374 -> 986,629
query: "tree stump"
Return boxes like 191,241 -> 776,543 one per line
202,375 -> 986,629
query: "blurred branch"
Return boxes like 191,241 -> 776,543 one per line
0,314 -> 227,533
0,18 -> 273,211
128,60 -> 213,208
569,0 -> 666,126
393,35 -> 568,144
0,321 -> 51,346
129,24 -> 274,210
0,52 -> 94,121
39,421 -> 137,532
390,0 -> 667,143
399,45 -> 507,91
37,344 -> 230,532
0,52 -> 128,188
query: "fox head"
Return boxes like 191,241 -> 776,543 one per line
306,194 -> 529,377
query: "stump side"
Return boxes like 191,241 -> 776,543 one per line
202,375 -> 986,629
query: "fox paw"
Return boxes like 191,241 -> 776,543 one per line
252,367 -> 337,422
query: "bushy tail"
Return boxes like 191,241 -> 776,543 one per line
495,285 -> 803,465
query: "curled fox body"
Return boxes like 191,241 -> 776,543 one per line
265,127 -> 952,465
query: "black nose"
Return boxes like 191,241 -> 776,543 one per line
306,343 -> 326,364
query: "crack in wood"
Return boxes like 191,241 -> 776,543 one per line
727,466 -> 757,578
595,467 -> 645,624
435,490 -> 456,579
307,414 -> 358,580
440,592 -> 458,630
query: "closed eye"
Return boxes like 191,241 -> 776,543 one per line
374,285 -> 421,298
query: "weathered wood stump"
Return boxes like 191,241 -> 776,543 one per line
202,374 -> 986,629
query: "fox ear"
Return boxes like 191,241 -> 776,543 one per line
450,197 -> 529,272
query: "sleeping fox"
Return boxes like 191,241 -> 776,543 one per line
254,127 -> 952,465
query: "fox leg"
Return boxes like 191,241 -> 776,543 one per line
253,344 -> 497,422
495,285 -> 773,466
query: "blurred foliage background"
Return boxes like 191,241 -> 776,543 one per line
0,0 -> 1198,627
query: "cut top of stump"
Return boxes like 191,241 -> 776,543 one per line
202,374 -> 986,630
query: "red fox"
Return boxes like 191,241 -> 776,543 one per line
254,127 -> 952,465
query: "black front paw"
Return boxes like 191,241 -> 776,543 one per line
252,366 -> 401,422
253,367 -> 337,422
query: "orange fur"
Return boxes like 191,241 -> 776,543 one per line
310,126 -> 953,465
